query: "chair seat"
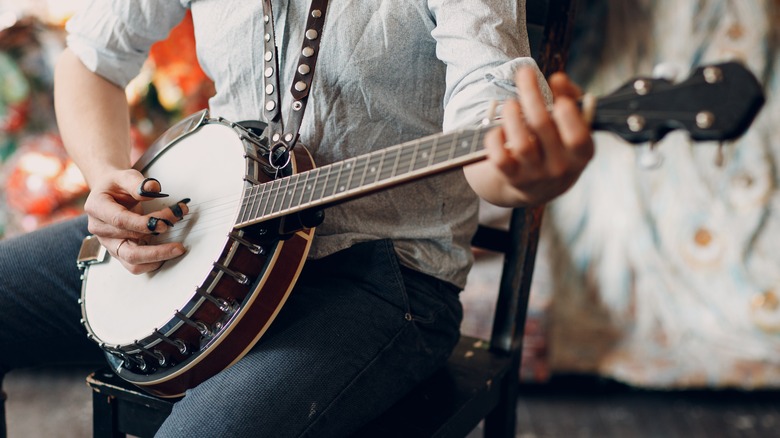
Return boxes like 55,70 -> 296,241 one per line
352,335 -> 513,437
87,369 -> 177,438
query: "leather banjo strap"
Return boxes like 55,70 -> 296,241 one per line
261,0 -> 330,153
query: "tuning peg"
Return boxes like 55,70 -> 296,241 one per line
637,141 -> 664,170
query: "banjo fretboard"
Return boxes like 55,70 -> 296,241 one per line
235,126 -> 491,227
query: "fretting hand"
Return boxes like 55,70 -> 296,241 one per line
469,67 -> 594,207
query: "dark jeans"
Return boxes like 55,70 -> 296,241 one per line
0,216 -> 463,437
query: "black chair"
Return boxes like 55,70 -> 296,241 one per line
86,1 -> 579,437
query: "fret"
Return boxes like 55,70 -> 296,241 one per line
334,163 -> 348,196
249,185 -> 264,221
350,155 -> 370,191
238,187 -> 251,223
292,171 -> 309,209
408,139 -> 420,174
249,186 -> 263,222
246,184 -> 262,223
340,158 -> 358,195
395,141 -> 416,178
432,134 -> 449,165
313,165 -> 331,203
458,131 -> 475,157
426,135 -> 437,167
257,180 -> 273,218
304,167 -> 322,207
471,129 -> 482,155
446,132 -> 457,161
365,152 -> 384,186
265,179 -> 284,216
280,175 -> 298,212
257,180 -> 275,219
413,140 -> 432,172
274,179 -> 288,215
323,162 -> 343,198
378,148 -> 400,181
354,155 -> 371,188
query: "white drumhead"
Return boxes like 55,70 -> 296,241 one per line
83,122 -> 248,346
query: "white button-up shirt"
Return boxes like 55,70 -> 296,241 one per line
66,0 -> 540,288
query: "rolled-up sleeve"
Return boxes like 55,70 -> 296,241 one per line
429,0 -> 552,130
65,0 -> 189,88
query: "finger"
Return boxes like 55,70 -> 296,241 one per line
141,198 -> 191,235
484,127 -> 521,176
84,191 -> 160,236
118,259 -> 165,275
548,72 -> 593,163
167,198 -> 191,220
548,72 -> 583,100
552,97 -> 594,164
104,170 -> 166,205
135,177 -> 169,199
113,239 -> 186,275
515,67 -> 567,171
102,236 -> 128,259
147,198 -> 191,225
87,215 -> 150,240
500,99 -> 544,166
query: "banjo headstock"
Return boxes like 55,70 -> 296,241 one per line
590,61 -> 765,144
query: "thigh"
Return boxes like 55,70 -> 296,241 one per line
156,239 -> 462,438
0,217 -> 104,373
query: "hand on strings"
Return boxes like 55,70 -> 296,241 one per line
482,67 -> 594,206
83,169 -> 190,274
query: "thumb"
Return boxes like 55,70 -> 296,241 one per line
116,170 -> 170,202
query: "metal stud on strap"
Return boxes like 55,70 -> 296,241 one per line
261,0 -> 330,152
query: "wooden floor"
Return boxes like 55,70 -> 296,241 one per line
5,369 -> 779,437
473,375 -> 780,438
4,367 -> 92,438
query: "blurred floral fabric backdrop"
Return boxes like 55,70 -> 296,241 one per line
0,1 -> 212,238
534,0 -> 780,388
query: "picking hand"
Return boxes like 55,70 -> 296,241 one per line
83,169 -> 190,274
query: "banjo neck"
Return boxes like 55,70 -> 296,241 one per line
235,125 -> 491,228
235,61 -> 766,229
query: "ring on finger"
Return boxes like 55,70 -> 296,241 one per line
116,239 -> 129,258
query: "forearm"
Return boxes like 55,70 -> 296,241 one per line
54,48 -> 132,187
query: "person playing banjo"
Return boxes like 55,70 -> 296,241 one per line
0,0 -> 593,436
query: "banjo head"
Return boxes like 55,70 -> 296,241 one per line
81,121 -> 248,347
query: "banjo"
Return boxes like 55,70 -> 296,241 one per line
76,62 -> 764,397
